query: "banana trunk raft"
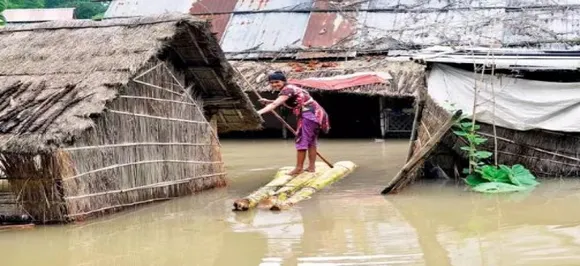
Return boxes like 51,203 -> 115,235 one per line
233,161 -> 357,211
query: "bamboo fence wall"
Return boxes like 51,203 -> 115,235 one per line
3,60 -> 225,223
413,91 -> 580,183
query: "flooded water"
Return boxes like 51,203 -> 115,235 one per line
2,139 -> 580,266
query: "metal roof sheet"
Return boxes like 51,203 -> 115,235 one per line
369,0 -> 505,9
503,8 -> 580,44
190,0 -> 237,13
507,0 -> 580,7
190,0 -> 237,41
362,9 -> 505,48
128,0 -> 580,58
4,8 -> 75,22
412,52 -> 580,70
302,0 -> 360,50
220,12 -> 309,54
104,0 -> 193,18
302,11 -> 356,49
234,0 -> 314,11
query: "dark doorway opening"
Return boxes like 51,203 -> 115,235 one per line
218,92 -> 414,139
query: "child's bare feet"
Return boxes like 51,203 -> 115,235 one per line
288,168 -> 303,176
305,166 -> 316,172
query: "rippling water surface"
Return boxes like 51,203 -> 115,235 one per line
2,139 -> 580,266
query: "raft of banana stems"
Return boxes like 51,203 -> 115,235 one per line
233,161 -> 357,211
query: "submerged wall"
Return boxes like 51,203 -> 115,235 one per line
26,60 -> 226,222
416,88 -> 580,182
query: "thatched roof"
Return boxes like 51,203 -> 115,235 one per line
0,14 -> 262,153
232,59 -> 425,97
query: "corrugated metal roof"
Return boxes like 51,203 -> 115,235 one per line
190,0 -> 237,13
104,0 -> 193,18
369,0 -> 505,9
4,8 -> 75,22
234,0 -> 313,11
190,0 -> 237,41
362,9 -> 505,48
144,1 -> 580,58
302,11 -> 356,48
503,9 -> 580,44
220,12 -> 309,55
507,0 -> 580,7
411,48 -> 580,70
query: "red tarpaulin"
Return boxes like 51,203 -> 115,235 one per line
288,72 -> 391,91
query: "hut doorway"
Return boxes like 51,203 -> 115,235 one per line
219,93 -> 415,139
314,93 -> 380,138
313,93 -> 414,139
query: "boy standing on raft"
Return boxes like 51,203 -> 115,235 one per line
256,71 -> 330,176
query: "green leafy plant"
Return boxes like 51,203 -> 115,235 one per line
0,0 -> 6,27
453,118 -> 490,173
452,116 -> 539,193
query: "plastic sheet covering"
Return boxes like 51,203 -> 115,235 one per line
427,63 -> 580,132
289,72 -> 392,91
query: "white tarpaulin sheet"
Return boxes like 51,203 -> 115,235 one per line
427,63 -> 580,132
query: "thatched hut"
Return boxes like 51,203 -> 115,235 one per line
231,59 -> 425,139
383,49 -> 580,193
0,14 -> 262,223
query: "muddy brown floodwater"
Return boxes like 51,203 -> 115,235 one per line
2,139 -> 580,266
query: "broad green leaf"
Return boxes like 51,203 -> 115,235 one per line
465,174 -> 487,187
471,182 -> 528,193
453,131 -> 468,137
477,165 -> 509,183
0,14 -> 5,27
0,0 -> 6,13
495,165 -> 511,184
462,168 -> 471,175
493,168 -> 511,183
478,165 -> 497,181
475,151 -> 493,159
510,164 -> 539,187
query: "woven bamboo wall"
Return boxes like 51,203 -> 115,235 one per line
416,91 -> 580,180
57,59 -> 225,221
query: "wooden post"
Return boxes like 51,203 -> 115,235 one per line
379,97 -> 386,138
381,110 -> 462,195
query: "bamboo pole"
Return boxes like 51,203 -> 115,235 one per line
233,67 -> 335,168
406,92 -> 424,162
271,161 -> 357,210
232,167 -> 298,211
382,110 -> 462,194
271,163 -> 330,201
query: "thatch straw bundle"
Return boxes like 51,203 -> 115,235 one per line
0,14 -> 260,223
